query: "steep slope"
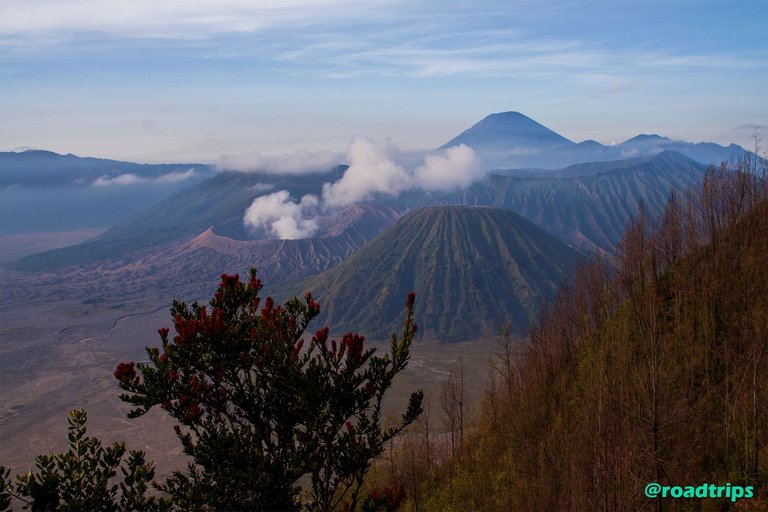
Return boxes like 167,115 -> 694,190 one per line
419,176 -> 768,512
274,206 -> 585,341
443,151 -> 708,254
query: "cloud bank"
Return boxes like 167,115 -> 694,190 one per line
241,138 -> 482,239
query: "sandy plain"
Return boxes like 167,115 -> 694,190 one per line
0,254 -> 499,479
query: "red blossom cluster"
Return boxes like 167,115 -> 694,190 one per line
305,291 -> 321,316
219,273 -> 240,290
114,361 -> 138,385
341,333 -> 365,362
202,306 -> 225,335
313,326 -> 330,350
173,314 -> 198,344
248,271 -> 263,291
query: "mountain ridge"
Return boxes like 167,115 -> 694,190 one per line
442,111 -> 756,169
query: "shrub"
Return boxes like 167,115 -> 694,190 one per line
0,409 -> 165,511
115,270 -> 422,511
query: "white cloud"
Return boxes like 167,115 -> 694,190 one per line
155,169 -> 198,183
242,138 -> 484,239
92,173 -> 147,187
321,137 -> 411,208
217,149 -> 343,174
91,169 -> 197,187
413,144 -> 482,191
243,190 -> 319,239
321,137 -> 482,208
0,0 -> 391,40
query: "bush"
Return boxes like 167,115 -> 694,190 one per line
115,270 -> 423,511
0,409 -> 165,511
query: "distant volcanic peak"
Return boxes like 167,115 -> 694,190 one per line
623,134 -> 672,144
441,111 -> 574,151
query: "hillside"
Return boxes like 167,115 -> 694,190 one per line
447,151 -> 708,254
273,206 -> 585,341
410,164 -> 768,511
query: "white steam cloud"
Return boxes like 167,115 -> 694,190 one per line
217,149 -> 343,175
243,190 -> 320,239
242,138 -> 482,239
322,137 -> 481,208
92,169 -> 197,187
321,137 -> 411,208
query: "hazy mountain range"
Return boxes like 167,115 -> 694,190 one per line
0,150 -> 213,235
445,111 -> 754,170
1,111 -> 756,340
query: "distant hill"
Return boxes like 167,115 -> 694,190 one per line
0,150 -> 212,188
0,150 -> 214,234
443,112 -> 757,169
273,206 -> 585,341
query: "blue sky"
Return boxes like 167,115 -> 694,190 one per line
1,0 -> 766,163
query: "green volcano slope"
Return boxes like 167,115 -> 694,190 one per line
275,206 -> 585,341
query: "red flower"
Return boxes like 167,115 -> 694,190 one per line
114,362 -> 136,384
313,327 -> 329,349
173,314 -> 198,344
158,327 -> 169,339
188,402 -> 201,418
220,273 -> 240,290
407,291 -> 416,307
341,333 -> 365,362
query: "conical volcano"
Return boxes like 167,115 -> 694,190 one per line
275,206 -> 585,341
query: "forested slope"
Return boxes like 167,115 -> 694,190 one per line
411,162 -> 768,511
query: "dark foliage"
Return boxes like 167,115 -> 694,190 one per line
0,409 -> 165,511
116,270 -> 422,511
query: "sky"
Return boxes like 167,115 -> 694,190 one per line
1,0 -> 766,164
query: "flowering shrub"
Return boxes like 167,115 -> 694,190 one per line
115,270 -> 422,511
